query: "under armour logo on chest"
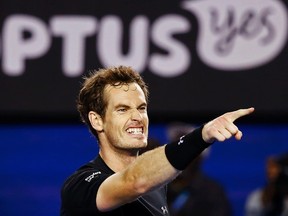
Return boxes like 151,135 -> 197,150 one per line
161,206 -> 169,215
178,135 -> 185,145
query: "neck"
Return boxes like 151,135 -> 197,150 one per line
99,147 -> 139,172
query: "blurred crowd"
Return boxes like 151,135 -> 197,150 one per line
245,153 -> 288,216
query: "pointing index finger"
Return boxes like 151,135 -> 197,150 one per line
226,107 -> 255,122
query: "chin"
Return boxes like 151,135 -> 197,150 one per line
132,141 -> 147,150
137,141 -> 147,148
124,137 -> 147,149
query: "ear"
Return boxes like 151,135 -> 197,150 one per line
88,111 -> 104,132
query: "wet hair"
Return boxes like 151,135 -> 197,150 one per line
77,65 -> 149,139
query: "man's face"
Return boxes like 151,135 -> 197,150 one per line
101,82 -> 149,152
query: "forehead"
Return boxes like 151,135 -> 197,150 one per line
104,82 -> 147,106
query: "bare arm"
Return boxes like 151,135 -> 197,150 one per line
96,107 -> 255,212
96,145 -> 179,211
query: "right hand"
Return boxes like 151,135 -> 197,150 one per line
202,107 -> 255,143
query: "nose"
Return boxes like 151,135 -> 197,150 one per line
130,108 -> 143,121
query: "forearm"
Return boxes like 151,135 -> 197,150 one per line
128,126 -> 210,190
126,145 -> 180,193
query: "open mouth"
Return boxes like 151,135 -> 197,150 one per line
126,127 -> 143,135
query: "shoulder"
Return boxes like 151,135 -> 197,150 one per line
60,157 -> 113,213
61,157 -> 112,203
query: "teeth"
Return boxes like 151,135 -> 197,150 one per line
127,128 -> 143,134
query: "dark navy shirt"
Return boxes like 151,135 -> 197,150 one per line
60,155 -> 170,216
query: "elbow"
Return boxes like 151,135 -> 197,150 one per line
126,174 -> 152,196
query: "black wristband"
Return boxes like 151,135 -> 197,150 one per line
164,125 -> 212,170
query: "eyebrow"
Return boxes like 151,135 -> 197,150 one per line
115,102 -> 147,109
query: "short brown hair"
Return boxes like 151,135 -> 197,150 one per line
77,65 -> 149,139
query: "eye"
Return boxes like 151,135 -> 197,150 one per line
139,106 -> 147,112
117,108 -> 127,113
